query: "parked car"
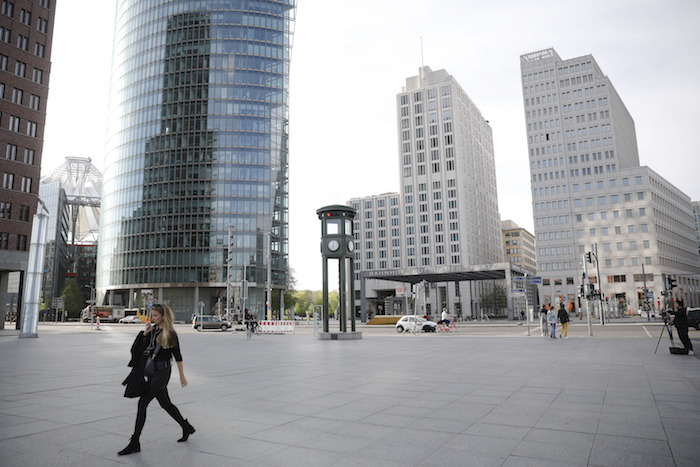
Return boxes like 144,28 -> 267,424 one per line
193,315 -> 231,331
687,307 -> 700,330
118,315 -> 143,324
395,315 -> 437,333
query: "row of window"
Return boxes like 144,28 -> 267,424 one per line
4,143 -> 35,164
0,83 -> 41,109
2,114 -> 39,136
539,255 -> 653,273
1,172 -> 32,192
0,231 -> 28,251
0,202 -> 30,221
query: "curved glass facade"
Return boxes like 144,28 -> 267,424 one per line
97,0 -> 295,319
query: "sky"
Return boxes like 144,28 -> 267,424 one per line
42,0 -> 700,291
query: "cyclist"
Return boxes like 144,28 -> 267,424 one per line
440,308 -> 451,326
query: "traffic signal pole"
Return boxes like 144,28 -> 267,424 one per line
583,254 -> 593,336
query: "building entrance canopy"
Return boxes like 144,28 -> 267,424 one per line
361,262 -> 527,284
359,262 -> 532,321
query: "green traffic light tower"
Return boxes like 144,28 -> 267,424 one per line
316,205 -> 361,340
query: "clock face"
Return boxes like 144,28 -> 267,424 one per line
347,240 -> 354,251
328,240 -> 340,252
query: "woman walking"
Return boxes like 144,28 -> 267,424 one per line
119,304 -> 195,456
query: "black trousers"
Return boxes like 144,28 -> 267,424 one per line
133,386 -> 186,439
676,325 -> 693,352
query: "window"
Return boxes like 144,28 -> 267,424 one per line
23,148 -> 34,164
0,26 -> 10,43
20,176 -> 31,192
32,68 -> 43,84
16,34 -> 28,51
5,144 -> 17,160
1,1 -> 14,17
0,202 -> 10,219
37,17 -> 48,33
15,61 -> 26,77
2,173 -> 14,189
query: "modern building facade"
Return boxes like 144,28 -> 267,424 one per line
0,0 -> 56,327
97,1 -> 296,320
692,201 -> 700,255
350,67 -> 511,320
39,157 -> 101,315
501,220 -> 536,275
521,48 -> 700,312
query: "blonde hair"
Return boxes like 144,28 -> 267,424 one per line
153,304 -> 175,349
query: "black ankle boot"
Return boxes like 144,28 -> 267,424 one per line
118,437 -> 140,455
178,419 -> 196,442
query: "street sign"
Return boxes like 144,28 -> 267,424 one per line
52,297 -> 64,308
527,276 -> 542,284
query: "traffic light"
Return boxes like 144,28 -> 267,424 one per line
585,252 -> 593,263
667,276 -> 677,290
579,284 -> 585,297
588,283 -> 595,297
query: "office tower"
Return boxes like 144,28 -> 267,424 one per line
521,48 -> 700,311
0,0 -> 56,326
97,1 -> 296,319
399,66 -> 502,268
501,220 -> 536,275
351,67 -> 505,318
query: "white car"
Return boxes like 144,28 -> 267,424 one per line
119,315 -> 143,324
395,315 -> 437,333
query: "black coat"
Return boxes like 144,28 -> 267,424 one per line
122,331 -> 146,398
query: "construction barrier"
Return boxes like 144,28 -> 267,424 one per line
258,320 -> 295,334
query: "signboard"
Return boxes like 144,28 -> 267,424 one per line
527,276 -> 542,284
52,297 -> 64,308
511,288 -> 525,293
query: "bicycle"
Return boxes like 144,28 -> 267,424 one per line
436,320 -> 458,333
246,321 -> 261,340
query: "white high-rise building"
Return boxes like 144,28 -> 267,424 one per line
350,67 -> 507,319
521,48 -> 700,311
399,66 -> 503,268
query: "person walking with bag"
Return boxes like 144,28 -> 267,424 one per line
558,302 -> 570,339
119,304 -> 195,456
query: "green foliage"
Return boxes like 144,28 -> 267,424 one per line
60,278 -> 83,317
291,289 -> 339,317
479,284 -> 508,312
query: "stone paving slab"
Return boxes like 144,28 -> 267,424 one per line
0,326 -> 698,466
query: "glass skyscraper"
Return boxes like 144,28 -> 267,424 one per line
97,1 -> 296,319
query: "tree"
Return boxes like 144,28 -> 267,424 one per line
61,278 -> 83,318
479,284 -> 508,314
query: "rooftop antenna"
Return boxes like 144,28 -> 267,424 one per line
420,36 -> 425,81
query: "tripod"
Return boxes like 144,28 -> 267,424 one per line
654,313 -> 675,354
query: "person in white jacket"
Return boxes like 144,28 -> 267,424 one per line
547,307 -> 557,339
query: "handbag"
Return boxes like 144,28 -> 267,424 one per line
144,343 -> 161,376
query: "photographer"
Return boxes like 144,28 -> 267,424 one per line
671,306 -> 694,355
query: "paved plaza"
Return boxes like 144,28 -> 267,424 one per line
0,322 -> 699,466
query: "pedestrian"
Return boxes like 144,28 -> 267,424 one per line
547,306 -> 557,339
118,304 -> 195,456
540,305 -> 548,335
672,307 -> 694,355
558,302 -> 569,339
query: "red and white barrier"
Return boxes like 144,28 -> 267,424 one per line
258,320 -> 295,334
